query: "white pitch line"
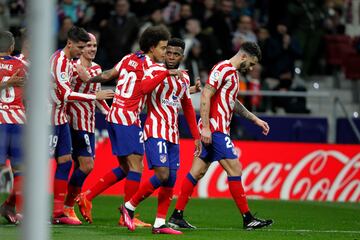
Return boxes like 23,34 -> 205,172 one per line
2,225 -> 359,234
196,227 -> 360,234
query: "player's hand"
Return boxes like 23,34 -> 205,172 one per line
254,118 -> 270,136
76,63 -> 91,82
168,69 -> 185,79
189,78 -> 202,94
95,89 -> 114,100
194,139 -> 202,157
7,69 -> 25,87
201,127 -> 212,145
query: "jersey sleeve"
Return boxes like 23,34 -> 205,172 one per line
181,96 -> 200,140
53,59 -> 96,102
141,64 -> 169,94
207,66 -> 226,90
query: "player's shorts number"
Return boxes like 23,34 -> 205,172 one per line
157,141 -> 167,154
116,69 -> 136,98
84,134 -> 90,146
225,136 -> 233,148
0,77 -> 15,103
49,134 -> 58,148
139,131 -> 144,143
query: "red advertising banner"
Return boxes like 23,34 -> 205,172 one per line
56,139 -> 359,202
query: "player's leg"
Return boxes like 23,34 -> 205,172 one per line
119,153 -> 151,227
219,149 -> 273,229
122,138 -> 170,231
0,124 -> 21,224
168,145 -> 211,229
76,124 -> 142,223
152,142 -> 182,234
64,130 -> 94,222
52,123 -> 81,225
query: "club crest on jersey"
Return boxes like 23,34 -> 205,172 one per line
160,154 -> 167,163
128,60 -> 138,68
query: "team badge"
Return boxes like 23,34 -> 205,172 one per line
160,154 -> 167,163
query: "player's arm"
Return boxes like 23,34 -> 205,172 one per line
181,93 -> 202,156
200,84 -> 216,144
0,69 -> 25,90
55,69 -> 113,101
76,63 -> 119,83
189,78 -> 202,94
234,99 -> 270,135
141,66 -> 184,94
95,99 -> 110,115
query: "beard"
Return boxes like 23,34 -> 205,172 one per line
165,62 -> 180,69
239,62 -> 249,75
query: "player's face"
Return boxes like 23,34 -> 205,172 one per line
69,40 -> 87,59
151,40 -> 168,63
239,54 -> 258,75
165,46 -> 184,69
82,38 -> 97,61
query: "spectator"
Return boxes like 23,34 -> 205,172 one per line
192,0 -> 216,24
232,15 -> 257,52
0,3 -> 10,30
57,16 -> 74,49
98,0 -> 139,69
170,3 -> 193,38
205,0 -> 235,58
57,0 -> 85,24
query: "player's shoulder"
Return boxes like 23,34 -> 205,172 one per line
180,70 -> 190,84
90,61 -> 101,69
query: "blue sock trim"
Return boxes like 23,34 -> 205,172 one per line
228,176 -> 242,182
150,175 -> 162,189
163,169 -> 177,187
13,172 -> 22,177
55,161 -> 72,180
112,167 -> 126,181
186,173 -> 198,186
69,168 -> 88,187
126,171 -> 141,182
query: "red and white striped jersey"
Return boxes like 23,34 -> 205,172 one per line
198,60 -> 239,135
67,59 -> 110,133
144,67 -> 191,144
50,50 -> 96,126
106,52 -> 155,126
0,56 -> 27,124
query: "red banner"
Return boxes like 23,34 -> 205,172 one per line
56,139 -> 359,202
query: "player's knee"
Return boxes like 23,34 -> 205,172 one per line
79,158 -> 94,174
155,167 -> 170,182
163,169 -> 177,187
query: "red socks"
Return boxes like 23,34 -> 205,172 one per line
175,173 -> 197,211
157,187 -> 173,218
228,176 -> 249,214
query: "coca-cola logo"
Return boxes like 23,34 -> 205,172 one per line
198,150 -> 360,202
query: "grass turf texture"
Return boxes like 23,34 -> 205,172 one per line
1,196 -> 359,240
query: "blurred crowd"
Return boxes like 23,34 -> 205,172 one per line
0,0 -> 353,113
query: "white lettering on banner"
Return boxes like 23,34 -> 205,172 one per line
197,150 -> 360,202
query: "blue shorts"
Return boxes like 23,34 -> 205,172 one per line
71,128 -> 95,158
145,137 -> 180,170
199,132 -> 238,162
50,123 -> 72,158
0,124 -> 23,167
107,122 -> 144,157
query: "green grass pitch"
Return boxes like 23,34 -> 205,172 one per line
1,196 -> 359,240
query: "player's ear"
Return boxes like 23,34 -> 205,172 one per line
9,43 -> 15,54
67,39 -> 73,49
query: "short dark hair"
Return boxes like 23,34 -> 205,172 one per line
167,38 -> 185,51
0,31 -> 15,52
139,25 -> 171,53
240,41 -> 262,61
67,26 -> 90,43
